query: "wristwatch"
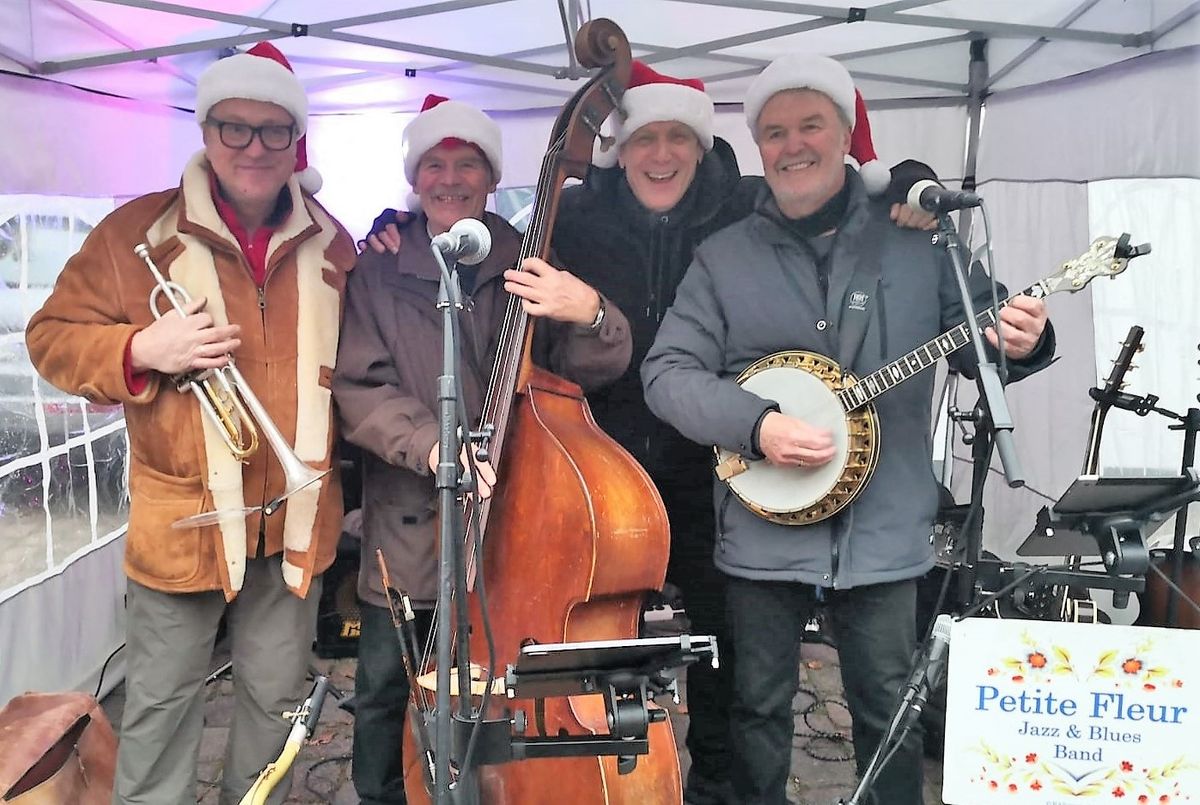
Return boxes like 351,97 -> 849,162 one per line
585,294 -> 607,333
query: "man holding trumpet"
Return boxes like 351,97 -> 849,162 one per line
26,42 -> 355,804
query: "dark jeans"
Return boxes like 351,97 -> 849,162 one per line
353,601 -> 434,805
660,475 -> 734,799
726,576 -> 924,805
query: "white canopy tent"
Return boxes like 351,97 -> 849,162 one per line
0,0 -> 1196,705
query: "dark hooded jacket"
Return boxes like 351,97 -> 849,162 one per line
551,137 -> 758,489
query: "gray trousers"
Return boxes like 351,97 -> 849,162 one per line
114,554 -> 321,805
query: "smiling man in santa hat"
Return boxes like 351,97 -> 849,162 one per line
331,93 -> 632,805
27,41 -> 355,804
641,52 -> 1054,805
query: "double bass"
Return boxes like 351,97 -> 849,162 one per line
402,18 -> 681,805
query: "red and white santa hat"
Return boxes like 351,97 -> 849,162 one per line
402,94 -> 503,186
743,53 -> 890,195
593,61 -> 715,168
194,42 -> 322,194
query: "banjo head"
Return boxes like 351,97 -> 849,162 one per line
715,350 -> 879,526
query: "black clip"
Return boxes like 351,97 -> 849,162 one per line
847,7 -> 867,22
1114,233 -> 1152,260
291,23 -> 308,37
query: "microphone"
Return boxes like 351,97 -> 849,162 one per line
430,217 -> 491,266
920,613 -> 954,694
906,179 -> 983,214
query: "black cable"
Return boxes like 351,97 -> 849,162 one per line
792,682 -> 854,763
93,641 -> 125,699
455,495 -> 498,789
950,453 -> 1059,503
303,753 -> 352,799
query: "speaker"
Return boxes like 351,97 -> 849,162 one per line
315,530 -> 361,659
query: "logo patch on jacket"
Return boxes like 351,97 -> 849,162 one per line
848,291 -> 870,311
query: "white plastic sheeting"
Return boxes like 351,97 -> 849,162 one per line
1089,177 -> 1200,477
0,193 -> 128,702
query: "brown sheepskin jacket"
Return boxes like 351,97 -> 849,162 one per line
26,152 -> 356,600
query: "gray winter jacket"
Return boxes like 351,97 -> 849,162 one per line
641,172 -> 1054,589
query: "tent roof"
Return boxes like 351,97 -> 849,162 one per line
3,0 -> 1198,114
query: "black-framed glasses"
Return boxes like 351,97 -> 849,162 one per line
205,117 -> 296,151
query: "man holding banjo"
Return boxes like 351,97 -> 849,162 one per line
641,53 -> 1053,805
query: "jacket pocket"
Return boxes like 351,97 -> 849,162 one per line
126,464 -> 207,585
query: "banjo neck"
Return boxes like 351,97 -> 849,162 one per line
835,280 -> 1052,414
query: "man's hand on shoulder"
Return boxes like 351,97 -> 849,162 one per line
889,202 -> 937,231
357,209 -> 411,255
885,158 -> 939,231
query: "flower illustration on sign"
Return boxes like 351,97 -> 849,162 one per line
970,742 -> 1195,799
993,631 -> 1077,683
1089,638 -> 1171,691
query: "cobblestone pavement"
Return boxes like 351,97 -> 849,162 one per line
101,638 -> 945,804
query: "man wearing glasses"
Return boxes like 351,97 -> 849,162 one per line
26,42 -> 355,804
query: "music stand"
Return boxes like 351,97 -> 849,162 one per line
507,634 -> 718,699
1018,472 -> 1200,577
441,635 -> 717,775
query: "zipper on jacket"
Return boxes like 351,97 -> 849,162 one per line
829,509 -> 849,589
646,214 -> 671,322
255,278 -> 270,515
715,487 -> 735,555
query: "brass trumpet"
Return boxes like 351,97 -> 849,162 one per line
134,244 -> 327,522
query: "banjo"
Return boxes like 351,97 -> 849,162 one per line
714,234 -> 1146,526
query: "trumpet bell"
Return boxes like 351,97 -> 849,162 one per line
264,464 -> 330,516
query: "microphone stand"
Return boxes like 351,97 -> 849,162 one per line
837,562 -> 1051,805
431,246 -> 480,805
932,211 -> 1025,610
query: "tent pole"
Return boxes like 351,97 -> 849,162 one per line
957,38 -> 987,249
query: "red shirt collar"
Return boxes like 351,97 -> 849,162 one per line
206,168 -> 293,286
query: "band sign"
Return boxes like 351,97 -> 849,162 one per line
943,618 -> 1199,804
